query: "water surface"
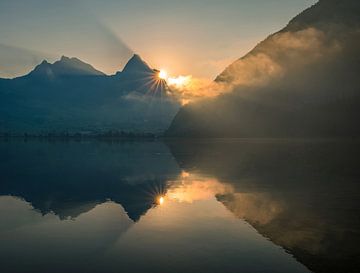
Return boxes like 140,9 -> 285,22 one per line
0,139 -> 359,273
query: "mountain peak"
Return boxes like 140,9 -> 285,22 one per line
60,55 -> 70,61
121,54 -> 153,74
284,0 -> 360,31
40,60 -> 50,65
58,56 -> 83,64
28,56 -> 105,78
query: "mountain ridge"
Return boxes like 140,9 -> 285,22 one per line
120,54 -> 154,75
25,55 -> 105,78
0,54 -> 180,134
167,0 -> 360,137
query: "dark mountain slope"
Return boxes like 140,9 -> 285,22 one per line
167,0 -> 360,137
0,54 -> 179,134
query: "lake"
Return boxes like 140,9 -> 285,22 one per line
0,139 -> 359,273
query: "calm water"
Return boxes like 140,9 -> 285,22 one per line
0,139 -> 359,273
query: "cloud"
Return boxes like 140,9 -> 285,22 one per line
166,27 -> 343,105
167,76 -> 230,104
217,27 -> 342,89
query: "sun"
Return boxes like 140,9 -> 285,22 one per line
157,196 -> 165,205
159,70 -> 168,80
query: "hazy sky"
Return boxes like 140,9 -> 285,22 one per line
0,0 -> 316,78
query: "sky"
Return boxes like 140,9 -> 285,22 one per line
0,0 -> 316,79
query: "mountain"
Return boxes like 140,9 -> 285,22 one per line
166,0 -> 360,137
115,54 -> 167,98
0,54 -> 179,134
119,54 -> 154,75
27,56 -> 105,78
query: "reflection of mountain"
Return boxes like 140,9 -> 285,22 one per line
168,139 -> 360,273
167,0 -> 360,137
0,140 -> 180,221
0,54 -> 179,134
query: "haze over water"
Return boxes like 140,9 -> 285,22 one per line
1,139 -> 359,273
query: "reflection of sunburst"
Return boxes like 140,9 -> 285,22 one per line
137,179 -> 168,207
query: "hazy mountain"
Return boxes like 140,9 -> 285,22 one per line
27,56 -> 105,77
167,0 -> 360,137
0,54 -> 179,134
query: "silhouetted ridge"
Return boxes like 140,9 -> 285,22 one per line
27,56 -> 105,77
0,54 -> 180,133
166,0 -> 360,137
28,60 -> 53,77
283,0 -> 360,31
121,54 -> 154,74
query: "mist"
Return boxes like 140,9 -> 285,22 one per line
167,0 -> 360,137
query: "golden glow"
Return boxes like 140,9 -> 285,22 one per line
168,75 -> 191,88
159,70 -> 168,80
157,69 -> 191,89
156,68 -> 225,104
158,196 -> 165,205
167,172 -> 233,203
164,75 -> 228,105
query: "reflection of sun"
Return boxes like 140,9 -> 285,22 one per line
159,70 -> 168,80
166,172 -> 233,203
